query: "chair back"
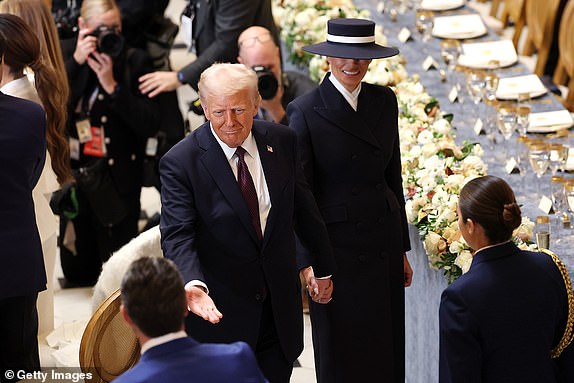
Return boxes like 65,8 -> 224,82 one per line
523,0 -> 562,75
501,0 -> 526,48
554,0 -> 574,110
80,289 -> 140,383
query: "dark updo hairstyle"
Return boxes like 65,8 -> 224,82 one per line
459,175 -> 522,244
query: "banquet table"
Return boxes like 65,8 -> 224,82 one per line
350,1 -> 574,381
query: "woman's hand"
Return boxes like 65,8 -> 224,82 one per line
73,28 -> 97,65
87,51 -> 117,95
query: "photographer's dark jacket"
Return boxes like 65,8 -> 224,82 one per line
65,47 -> 160,195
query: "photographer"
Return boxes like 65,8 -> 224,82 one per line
62,0 -> 160,286
237,26 -> 316,125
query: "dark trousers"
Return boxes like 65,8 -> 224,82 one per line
0,294 -> 40,383
59,187 -> 141,285
255,298 -> 293,383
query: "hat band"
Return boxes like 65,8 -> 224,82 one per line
326,34 -> 376,44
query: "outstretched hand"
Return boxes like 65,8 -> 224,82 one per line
185,286 -> 223,324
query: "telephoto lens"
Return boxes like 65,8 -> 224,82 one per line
252,65 -> 279,100
90,25 -> 124,58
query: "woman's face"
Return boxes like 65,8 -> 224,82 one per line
327,57 -> 371,92
82,8 -> 121,32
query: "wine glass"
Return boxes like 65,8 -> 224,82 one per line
516,105 -> 531,135
466,70 -> 486,105
483,72 -> 499,102
528,141 -> 550,198
565,181 -> 574,229
440,39 -> 461,73
551,175 -> 566,241
548,143 -> 566,176
415,10 -> 434,43
496,103 -> 517,160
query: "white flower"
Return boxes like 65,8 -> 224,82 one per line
454,250 -> 473,274
423,232 -> 442,256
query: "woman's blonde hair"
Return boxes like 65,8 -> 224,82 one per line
0,3 -> 72,184
81,0 -> 120,24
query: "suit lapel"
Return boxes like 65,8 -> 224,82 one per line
252,123 -> 284,248
314,75 -> 381,148
197,124 -> 261,245
357,84 -> 388,147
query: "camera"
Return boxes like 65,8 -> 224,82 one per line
89,26 -> 125,58
252,65 -> 279,100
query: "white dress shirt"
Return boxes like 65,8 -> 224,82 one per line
185,126 -> 272,293
328,73 -> 362,111
140,330 -> 188,355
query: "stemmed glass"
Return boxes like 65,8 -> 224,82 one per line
551,175 -> 566,241
548,143 -> 566,176
466,70 -> 486,123
496,103 -> 517,161
415,10 -> 434,44
516,105 -> 531,135
565,182 -> 574,229
440,40 -> 461,75
528,141 -> 550,199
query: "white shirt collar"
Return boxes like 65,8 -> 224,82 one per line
328,73 -> 362,111
140,330 -> 187,355
210,124 -> 258,160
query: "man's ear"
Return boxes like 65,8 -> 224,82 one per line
237,56 -> 243,64
120,304 -> 135,327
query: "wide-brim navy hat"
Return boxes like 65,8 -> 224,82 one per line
303,18 -> 399,60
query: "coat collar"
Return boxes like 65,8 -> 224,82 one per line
140,337 -> 199,361
315,73 -> 384,148
470,241 -> 520,268
196,121 -> 283,247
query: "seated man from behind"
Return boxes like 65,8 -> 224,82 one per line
237,26 -> 317,125
115,257 -> 268,383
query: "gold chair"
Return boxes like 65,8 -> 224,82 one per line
79,289 -> 140,383
522,0 -> 562,75
552,0 -> 574,111
490,0 -> 502,17
498,0 -> 526,48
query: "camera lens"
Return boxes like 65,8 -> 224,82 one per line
257,73 -> 278,100
92,26 -> 124,58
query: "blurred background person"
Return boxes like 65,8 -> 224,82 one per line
0,0 -> 72,335
0,16 -> 47,380
61,0 -> 160,286
115,257 -> 268,383
138,0 -> 279,97
440,175 -> 574,383
287,18 -> 413,383
237,26 -> 316,126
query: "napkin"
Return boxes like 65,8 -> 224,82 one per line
495,74 -> 547,100
529,110 -> 574,132
458,40 -> 518,68
420,0 -> 465,11
432,14 -> 488,39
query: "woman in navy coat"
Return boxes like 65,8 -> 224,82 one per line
439,175 -> 574,383
287,18 -> 413,383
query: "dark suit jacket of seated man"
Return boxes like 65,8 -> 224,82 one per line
159,63 -> 335,383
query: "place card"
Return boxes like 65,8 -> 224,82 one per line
376,1 -> 385,13
422,56 -> 439,71
538,195 -> 553,214
448,86 -> 459,103
473,118 -> 483,135
398,27 -> 412,43
505,158 -> 518,174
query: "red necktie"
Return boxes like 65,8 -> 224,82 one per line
235,146 -> 262,240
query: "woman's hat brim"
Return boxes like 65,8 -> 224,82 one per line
303,41 -> 399,60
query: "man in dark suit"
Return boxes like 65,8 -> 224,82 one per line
0,35 -> 47,380
286,18 -> 413,383
160,63 -> 335,383
138,0 -> 278,96
115,257 -> 268,383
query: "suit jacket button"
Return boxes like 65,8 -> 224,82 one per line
131,154 -> 136,161
108,158 -> 115,166
358,255 -> 367,262
356,222 -> 364,231
104,137 -> 111,144
100,115 -> 108,124
255,293 -> 261,301
351,187 -> 359,195
376,183 -> 383,190
378,217 -> 384,224
351,154 -> 358,160
97,93 -> 105,101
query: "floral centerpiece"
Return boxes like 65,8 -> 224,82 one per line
272,0 -> 537,283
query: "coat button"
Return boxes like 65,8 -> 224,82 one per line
131,154 -> 136,160
351,154 -> 358,160
378,217 -> 384,224
255,293 -> 262,301
100,115 -> 108,124
97,93 -> 105,101
356,221 -> 364,231
104,137 -> 111,144
358,255 -> 367,262
351,187 -> 359,195
108,158 -> 115,166
376,183 -> 383,190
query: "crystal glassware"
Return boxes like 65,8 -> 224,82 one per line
415,10 -> 434,43
548,143 -> 566,176
528,141 -> 550,198
516,105 -> 531,135
535,215 -> 551,250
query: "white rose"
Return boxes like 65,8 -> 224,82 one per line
423,231 -> 442,255
454,250 -> 473,274
417,129 -> 434,145
432,118 -> 451,135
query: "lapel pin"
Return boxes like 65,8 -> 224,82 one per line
267,145 -> 273,153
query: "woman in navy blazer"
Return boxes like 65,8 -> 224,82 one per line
439,175 -> 574,383
0,23 -> 47,378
